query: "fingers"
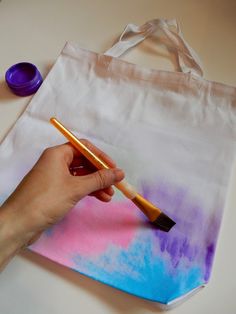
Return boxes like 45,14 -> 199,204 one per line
79,139 -> 116,168
90,190 -> 113,202
74,168 -> 124,199
69,156 -> 96,176
90,186 -> 114,202
43,139 -> 116,170
40,143 -> 80,167
103,186 -> 114,196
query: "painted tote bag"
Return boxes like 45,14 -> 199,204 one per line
0,19 -> 235,308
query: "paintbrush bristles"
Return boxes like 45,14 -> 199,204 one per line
132,194 -> 176,232
152,213 -> 176,232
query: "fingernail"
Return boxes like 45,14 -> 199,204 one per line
113,168 -> 125,181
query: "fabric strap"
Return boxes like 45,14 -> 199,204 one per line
104,19 -> 203,77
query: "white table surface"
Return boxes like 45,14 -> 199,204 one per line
0,1 -> 236,313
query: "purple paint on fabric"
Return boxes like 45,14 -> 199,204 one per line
141,181 -> 222,281
204,243 -> 215,281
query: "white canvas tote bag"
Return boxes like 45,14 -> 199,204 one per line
0,19 -> 235,308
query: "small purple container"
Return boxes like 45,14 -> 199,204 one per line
5,62 -> 43,96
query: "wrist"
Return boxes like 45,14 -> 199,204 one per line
0,202 -> 36,270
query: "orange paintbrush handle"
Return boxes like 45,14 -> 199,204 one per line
50,117 -> 137,199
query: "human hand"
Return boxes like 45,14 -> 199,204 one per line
0,142 -> 124,269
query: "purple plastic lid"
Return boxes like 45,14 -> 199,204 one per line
5,62 -> 43,96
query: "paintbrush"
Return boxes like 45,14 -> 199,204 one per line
50,117 -> 176,232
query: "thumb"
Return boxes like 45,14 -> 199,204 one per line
77,168 -> 125,198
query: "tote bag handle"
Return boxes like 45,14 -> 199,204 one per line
104,19 -> 203,77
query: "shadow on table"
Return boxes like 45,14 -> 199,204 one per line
20,250 -> 165,313
0,80 -> 18,101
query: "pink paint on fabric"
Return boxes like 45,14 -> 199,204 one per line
31,197 -> 141,264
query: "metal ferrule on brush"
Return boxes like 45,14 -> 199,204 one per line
116,182 -> 175,232
115,181 -> 161,220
